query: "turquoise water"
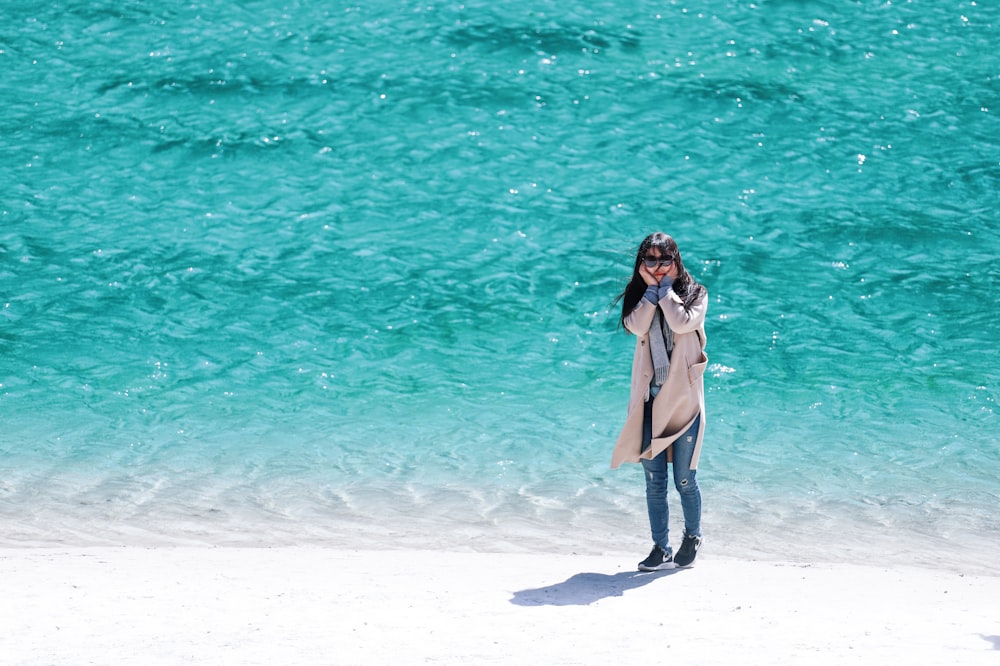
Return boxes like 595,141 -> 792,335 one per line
2,1 -> 997,572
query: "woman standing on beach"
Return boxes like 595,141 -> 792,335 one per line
611,232 -> 709,571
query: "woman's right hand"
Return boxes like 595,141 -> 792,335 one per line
639,263 -> 659,286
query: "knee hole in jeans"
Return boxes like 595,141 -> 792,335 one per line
676,475 -> 698,494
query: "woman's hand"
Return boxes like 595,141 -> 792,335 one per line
639,263 -> 659,286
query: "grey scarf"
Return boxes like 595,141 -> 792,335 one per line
649,309 -> 674,387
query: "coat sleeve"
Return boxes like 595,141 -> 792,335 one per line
659,287 -> 708,334
623,297 -> 658,336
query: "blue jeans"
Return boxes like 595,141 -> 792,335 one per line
640,410 -> 702,555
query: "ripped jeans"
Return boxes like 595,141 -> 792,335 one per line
641,404 -> 702,556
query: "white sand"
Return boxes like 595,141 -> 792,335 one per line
2,547 -> 998,665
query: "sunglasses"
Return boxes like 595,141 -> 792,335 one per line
643,256 -> 675,269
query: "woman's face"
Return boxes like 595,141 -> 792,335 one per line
643,246 -> 678,282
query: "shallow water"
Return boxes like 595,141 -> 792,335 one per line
2,1 -> 998,573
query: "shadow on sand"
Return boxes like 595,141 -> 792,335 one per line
981,635 -> 1000,650
510,567 -> 684,607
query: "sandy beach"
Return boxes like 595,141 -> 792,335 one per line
2,547 -> 997,665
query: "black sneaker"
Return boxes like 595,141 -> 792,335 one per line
637,545 -> 673,571
673,533 -> 702,567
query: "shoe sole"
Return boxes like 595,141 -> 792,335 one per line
637,562 -> 676,572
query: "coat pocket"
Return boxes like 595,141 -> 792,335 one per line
687,350 -> 708,385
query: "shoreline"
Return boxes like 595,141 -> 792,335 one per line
2,507 -> 995,578
3,546 -> 998,665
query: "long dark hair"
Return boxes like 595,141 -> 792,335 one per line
616,232 -> 706,331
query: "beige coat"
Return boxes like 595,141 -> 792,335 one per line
610,286 -> 708,469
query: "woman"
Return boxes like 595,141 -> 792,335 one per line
611,232 -> 709,570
